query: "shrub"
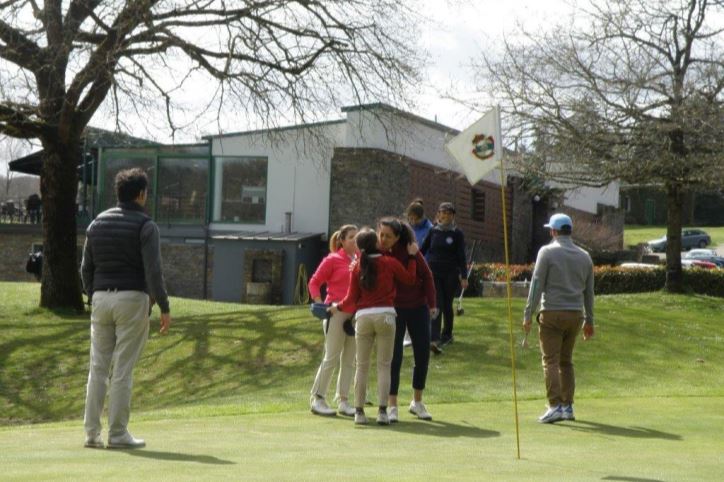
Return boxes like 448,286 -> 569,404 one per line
471,263 -> 724,297
593,266 -> 665,294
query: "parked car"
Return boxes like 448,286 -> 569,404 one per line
681,259 -> 717,270
618,262 -> 661,270
647,229 -> 711,252
682,249 -> 724,268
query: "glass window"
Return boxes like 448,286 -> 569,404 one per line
157,157 -> 208,224
213,157 -> 268,224
101,155 -> 155,214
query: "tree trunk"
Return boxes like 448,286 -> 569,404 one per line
664,182 -> 684,293
40,144 -> 84,310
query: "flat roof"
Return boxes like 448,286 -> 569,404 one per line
203,119 -> 346,140
211,231 -> 323,242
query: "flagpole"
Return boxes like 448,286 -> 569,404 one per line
496,105 -> 521,460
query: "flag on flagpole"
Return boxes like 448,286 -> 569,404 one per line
445,106 -> 503,185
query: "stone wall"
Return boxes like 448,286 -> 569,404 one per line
161,242 -> 214,300
329,147 -> 410,230
0,226 -> 44,282
0,225 -> 213,300
329,147 -> 512,263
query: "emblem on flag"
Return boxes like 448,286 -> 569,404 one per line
471,134 -> 495,160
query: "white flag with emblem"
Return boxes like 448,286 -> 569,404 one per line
445,106 -> 503,185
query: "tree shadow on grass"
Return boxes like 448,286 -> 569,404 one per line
562,420 -> 682,440
120,449 -> 235,465
0,307 -> 323,424
386,419 -> 500,438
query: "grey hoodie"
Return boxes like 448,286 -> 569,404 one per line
523,236 -> 594,324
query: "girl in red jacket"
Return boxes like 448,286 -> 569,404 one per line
330,228 -> 418,425
308,224 -> 358,417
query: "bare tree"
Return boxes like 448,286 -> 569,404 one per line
0,0 -> 422,309
475,0 -> 724,292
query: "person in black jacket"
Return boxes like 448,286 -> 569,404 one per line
80,168 -> 171,450
420,202 -> 467,352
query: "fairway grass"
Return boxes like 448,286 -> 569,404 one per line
1,398 -> 722,481
1,282 -> 723,480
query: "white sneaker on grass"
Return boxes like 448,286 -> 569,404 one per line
84,433 -> 104,449
354,411 -> 368,425
409,401 -> 432,420
107,432 -> 145,449
538,405 -> 564,423
388,406 -> 399,423
376,410 -> 390,425
311,397 -> 336,416
562,404 -> 575,421
338,400 -> 356,417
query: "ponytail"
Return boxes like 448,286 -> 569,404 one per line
329,224 -> 358,252
355,229 -> 379,291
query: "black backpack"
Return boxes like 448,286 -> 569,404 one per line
25,251 -> 43,280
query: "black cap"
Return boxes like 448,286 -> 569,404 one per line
438,202 -> 455,214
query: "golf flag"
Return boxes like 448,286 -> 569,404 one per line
445,106 -> 503,185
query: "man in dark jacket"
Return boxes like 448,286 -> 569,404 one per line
80,168 -> 171,449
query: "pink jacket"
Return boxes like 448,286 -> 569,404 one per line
308,248 -> 356,303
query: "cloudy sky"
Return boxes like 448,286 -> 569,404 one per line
1,0 -> 575,167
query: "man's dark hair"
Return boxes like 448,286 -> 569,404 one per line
115,168 -> 148,203
557,226 -> 572,235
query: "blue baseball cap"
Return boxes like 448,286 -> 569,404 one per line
544,213 -> 573,230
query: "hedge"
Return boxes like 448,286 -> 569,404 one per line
469,263 -> 724,297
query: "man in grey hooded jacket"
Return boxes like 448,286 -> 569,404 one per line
523,213 -> 594,424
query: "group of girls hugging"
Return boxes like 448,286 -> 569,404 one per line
308,199 -> 467,426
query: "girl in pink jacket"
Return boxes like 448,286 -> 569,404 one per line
308,224 -> 358,417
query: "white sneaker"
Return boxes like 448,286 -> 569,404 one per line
354,411 -> 368,425
388,406 -> 399,423
107,432 -> 145,449
84,433 -> 104,449
311,397 -> 336,416
337,400 -> 356,417
376,410 -> 390,425
409,401 -> 432,420
562,404 -> 575,421
538,405 -> 564,424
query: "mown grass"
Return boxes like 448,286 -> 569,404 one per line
1,282 -> 722,425
624,224 -> 724,247
1,282 -> 723,480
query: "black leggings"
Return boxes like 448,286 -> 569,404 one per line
390,305 -> 431,395
432,270 -> 460,342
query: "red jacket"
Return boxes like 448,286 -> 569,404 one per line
308,248 -> 355,303
338,255 -> 416,314
386,244 -> 436,309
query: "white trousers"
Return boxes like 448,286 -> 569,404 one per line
83,290 -> 149,438
310,310 -> 355,402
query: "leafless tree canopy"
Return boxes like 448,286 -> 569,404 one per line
477,0 -> 724,189
0,0 -> 422,142
0,0 -> 422,309
475,0 -> 724,292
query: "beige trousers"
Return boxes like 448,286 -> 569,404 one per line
354,312 -> 396,409
83,290 -> 150,438
538,310 -> 583,406
310,310 -> 356,402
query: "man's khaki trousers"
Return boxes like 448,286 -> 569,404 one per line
538,310 -> 583,406
84,290 -> 150,438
